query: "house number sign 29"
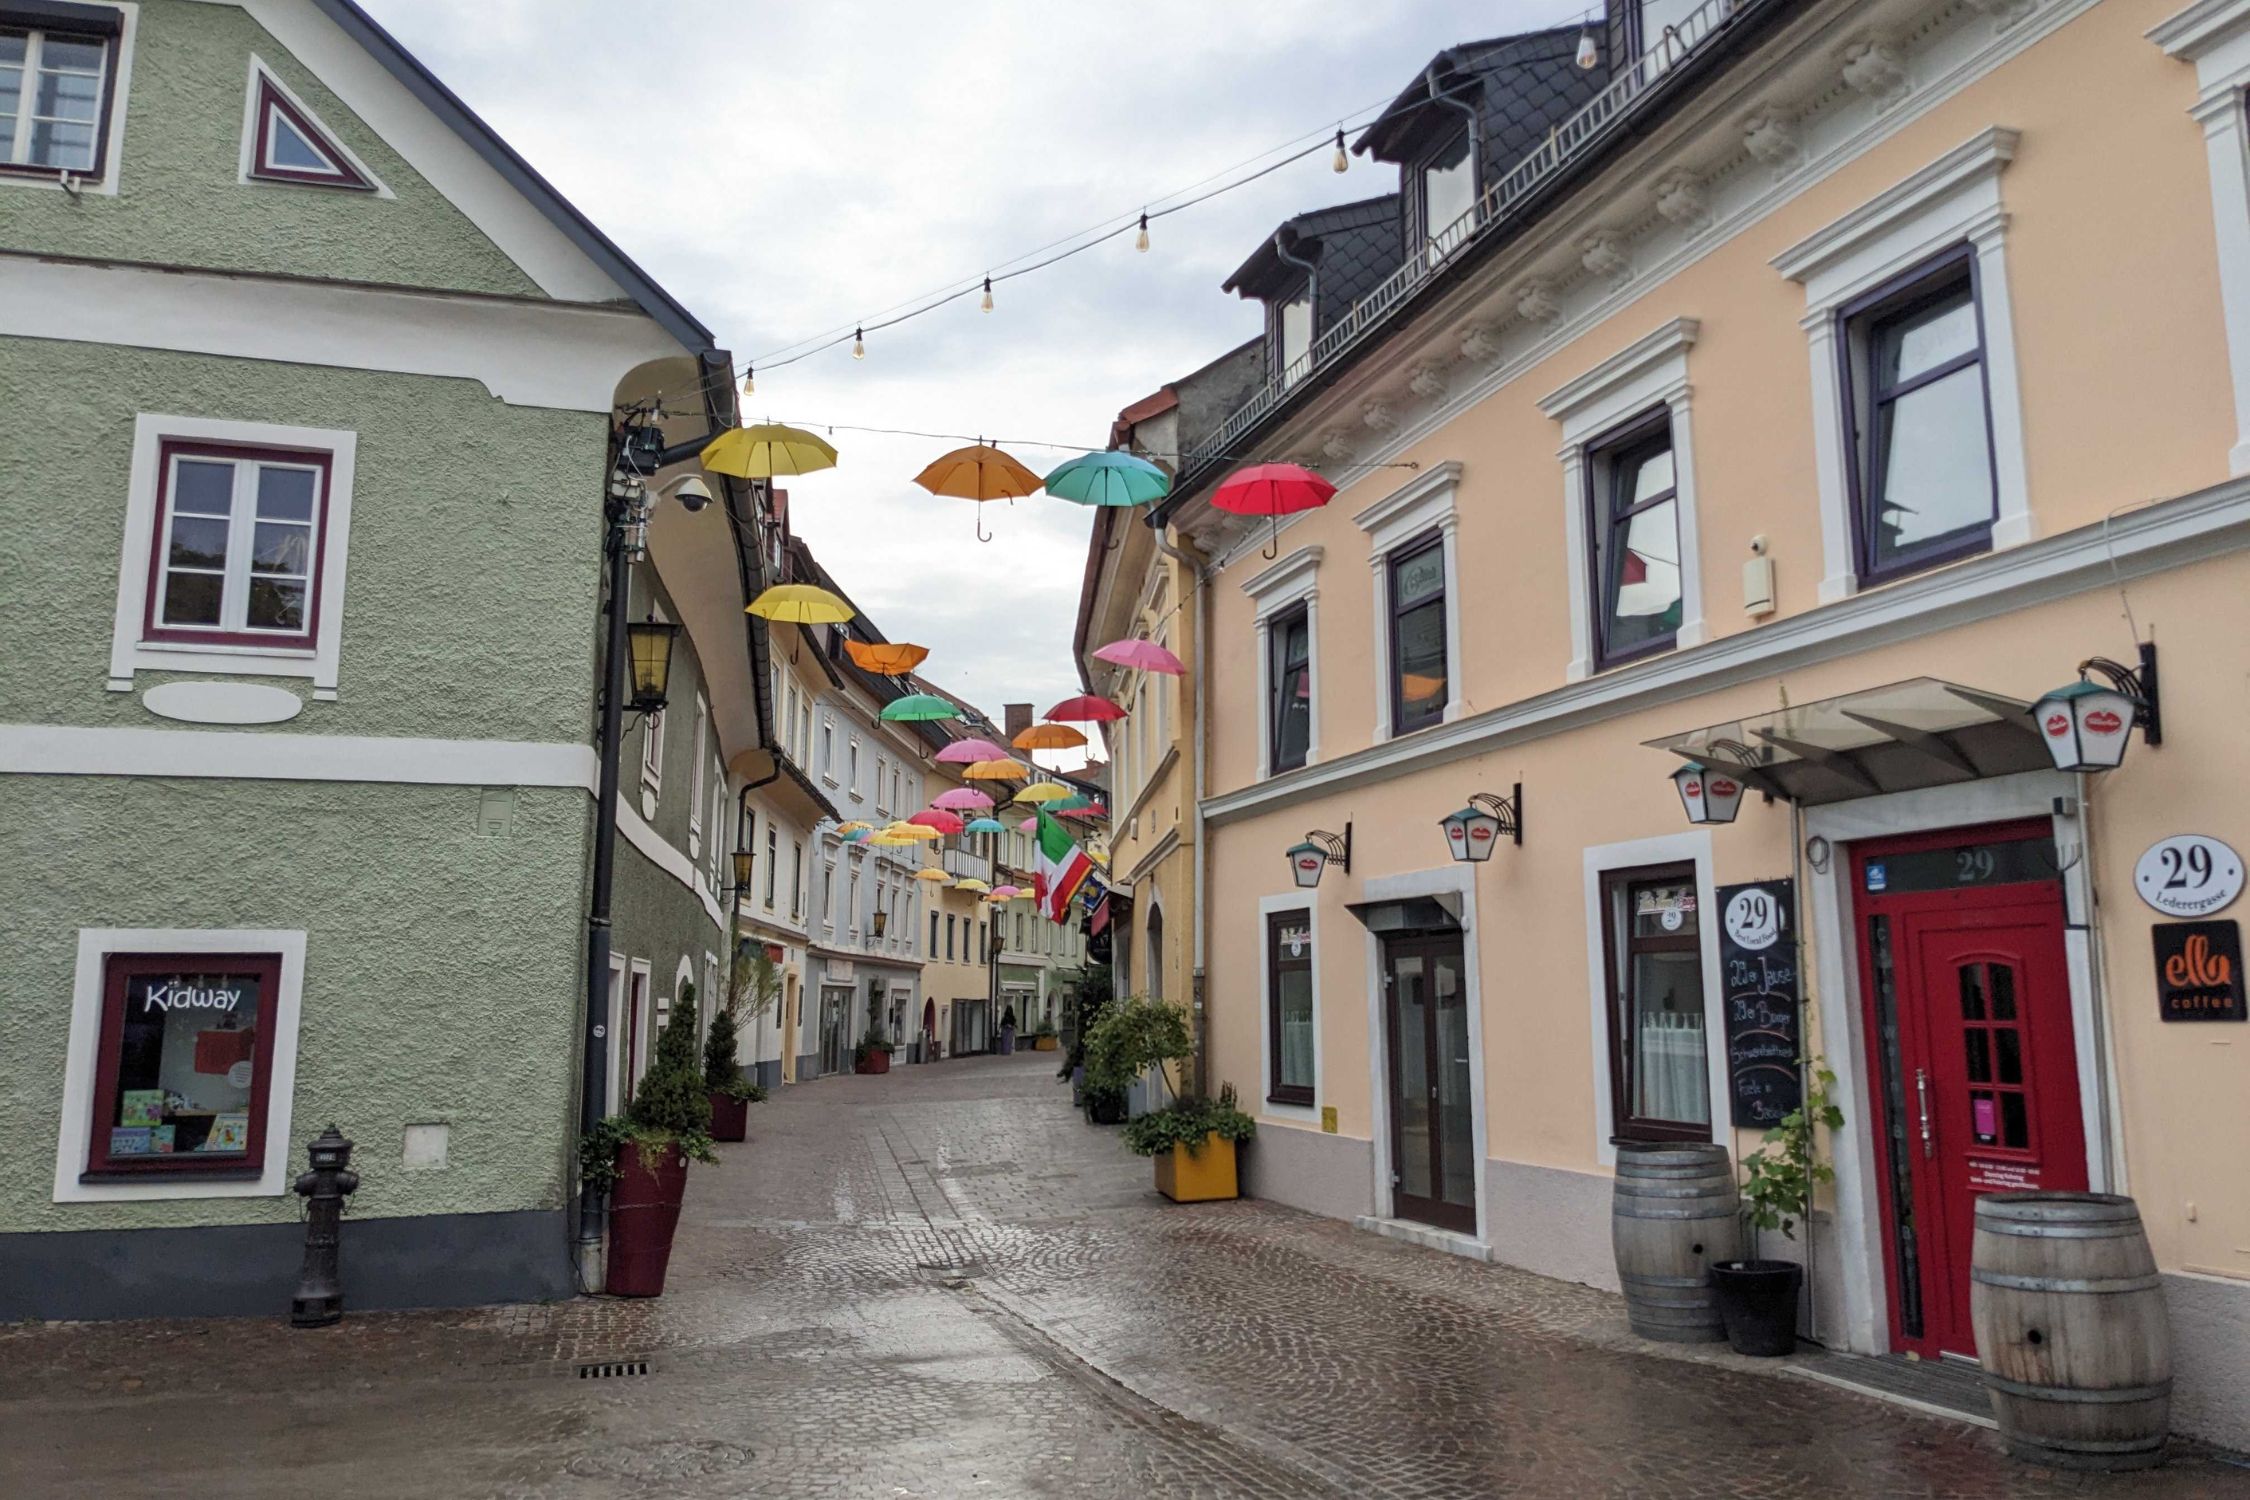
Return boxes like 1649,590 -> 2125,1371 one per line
2134,835 -> 2244,918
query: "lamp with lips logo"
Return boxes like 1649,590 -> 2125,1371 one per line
1439,784 -> 1524,864
2032,645 -> 2160,774
1671,760 -> 1747,826
1286,824 -> 1352,889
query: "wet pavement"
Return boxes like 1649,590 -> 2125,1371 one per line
5,1051 -> 2246,1498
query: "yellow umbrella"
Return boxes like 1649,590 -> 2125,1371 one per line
1013,782 -> 1072,803
954,878 -> 992,894
1013,723 -> 1086,751
747,584 -> 852,624
885,822 -> 944,842
913,442 -> 1043,542
701,423 -> 838,480
913,867 -> 951,883
866,833 -> 918,847
835,820 -> 873,836
964,757 -> 1029,781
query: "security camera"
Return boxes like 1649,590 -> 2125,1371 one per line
665,475 -> 714,512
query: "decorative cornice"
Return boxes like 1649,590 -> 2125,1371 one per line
1538,318 -> 1701,421
2149,0 -> 2250,60
1352,460 -> 1465,538
1203,473 -> 2250,826
1772,125 -> 2020,284
1241,544 -> 1326,603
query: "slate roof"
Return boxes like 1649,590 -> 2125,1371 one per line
1355,27 -> 1603,171
1223,193 -> 1404,332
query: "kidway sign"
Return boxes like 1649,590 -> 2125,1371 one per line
2133,834 -> 2244,918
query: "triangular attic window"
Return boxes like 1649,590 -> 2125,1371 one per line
249,71 -> 372,190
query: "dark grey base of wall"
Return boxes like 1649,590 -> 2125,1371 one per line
0,1209 -> 574,1322
752,1059 -> 782,1090
795,1052 -> 821,1080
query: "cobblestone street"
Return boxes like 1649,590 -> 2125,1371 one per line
5,1052 -> 2246,1499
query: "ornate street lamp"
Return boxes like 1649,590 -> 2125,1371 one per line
1439,784 -> 1523,863
1671,760 -> 1747,826
625,617 -> 681,714
1286,825 -> 1352,889
730,846 -> 756,897
2032,645 -> 2160,773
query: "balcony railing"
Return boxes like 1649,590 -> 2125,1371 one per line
1179,0 -> 1750,488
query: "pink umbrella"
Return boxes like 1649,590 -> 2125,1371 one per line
1017,817 -> 1037,832
1093,639 -> 1184,676
990,884 -> 1022,899
908,808 -> 966,835
936,737 -> 1008,765
932,787 -> 994,812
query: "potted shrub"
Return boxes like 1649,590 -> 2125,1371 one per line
582,997 -> 715,1298
702,1005 -> 763,1143
853,1023 -> 892,1075
1124,1083 -> 1256,1202
1713,1059 -> 1843,1356
1031,1022 -> 1059,1052
1084,992 -> 1196,1146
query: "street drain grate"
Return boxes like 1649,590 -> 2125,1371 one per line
575,1359 -> 650,1380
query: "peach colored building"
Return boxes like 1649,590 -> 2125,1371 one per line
1132,0 -> 2250,1449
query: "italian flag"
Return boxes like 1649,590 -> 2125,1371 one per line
1033,808 -> 1095,923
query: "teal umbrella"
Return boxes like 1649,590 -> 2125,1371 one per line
1050,794 -> 1094,813
1044,450 -> 1172,507
963,816 -> 1006,834
880,693 -> 961,723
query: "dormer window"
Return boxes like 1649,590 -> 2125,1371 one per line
1277,291 -> 1313,385
1421,129 -> 1475,264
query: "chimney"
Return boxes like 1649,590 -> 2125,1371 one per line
1004,703 -> 1033,742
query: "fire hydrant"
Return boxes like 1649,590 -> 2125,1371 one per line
291,1125 -> 358,1327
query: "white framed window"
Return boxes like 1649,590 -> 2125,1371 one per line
1773,128 -> 2030,602
53,927 -> 306,1203
689,695 -> 708,856
764,824 -> 778,909
703,951 -> 721,1037
791,839 -> 804,919
709,758 -> 726,881
1539,319 -> 1706,681
1,3 -> 136,195
847,736 -> 860,798
1354,462 -> 1464,740
819,718 -> 835,785
107,414 -> 358,698
1579,831 -> 1728,1166
1243,545 -> 1322,775
2152,0 -> 2250,473
874,755 -> 890,814
1277,291 -> 1313,385
236,55 -> 386,195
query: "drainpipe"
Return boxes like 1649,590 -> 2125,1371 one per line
1151,524 -> 1212,1099
1423,57 -> 1481,242
1273,228 -> 1319,357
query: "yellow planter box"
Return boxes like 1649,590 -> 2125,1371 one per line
1152,1132 -> 1238,1203
1032,1034 -> 1059,1051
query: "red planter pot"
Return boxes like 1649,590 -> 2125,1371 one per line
605,1142 -> 687,1297
709,1091 -> 749,1142
855,1050 -> 891,1075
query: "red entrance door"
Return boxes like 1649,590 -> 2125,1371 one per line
1852,822 -> 2087,1360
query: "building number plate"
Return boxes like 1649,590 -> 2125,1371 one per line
2134,835 -> 2244,918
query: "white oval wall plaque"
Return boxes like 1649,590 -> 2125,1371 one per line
142,680 -> 304,726
2134,835 -> 2244,918
1724,888 -> 1782,951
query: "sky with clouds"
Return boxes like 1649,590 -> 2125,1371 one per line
364,1 -> 1590,758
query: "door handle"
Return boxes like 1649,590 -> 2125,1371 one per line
1915,1068 -> 1934,1159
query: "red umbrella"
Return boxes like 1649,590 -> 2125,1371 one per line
1045,694 -> 1127,724
1060,805 -> 1107,822
1211,462 -> 1337,558
908,808 -> 966,835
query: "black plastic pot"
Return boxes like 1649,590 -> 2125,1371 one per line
1085,1088 -> 1126,1125
1711,1259 -> 1803,1357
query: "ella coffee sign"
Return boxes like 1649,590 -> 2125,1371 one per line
2133,835 -> 2244,918
2152,920 -> 2247,1022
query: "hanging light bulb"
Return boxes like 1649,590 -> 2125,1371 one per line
981,276 -> 994,313
740,365 -> 755,398
852,326 -> 865,359
1575,23 -> 1599,70
1135,213 -> 1150,253
1332,128 -> 1349,173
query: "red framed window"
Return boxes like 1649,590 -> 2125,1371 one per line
246,69 -> 372,190
0,6 -> 123,184
85,952 -> 281,1178
143,440 -> 331,648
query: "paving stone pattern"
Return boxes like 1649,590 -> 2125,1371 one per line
4,1052 -> 2246,1498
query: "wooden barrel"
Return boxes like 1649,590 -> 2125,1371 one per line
1970,1193 -> 2172,1470
1612,1142 -> 1741,1343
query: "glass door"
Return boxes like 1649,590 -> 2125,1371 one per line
1384,933 -> 1476,1233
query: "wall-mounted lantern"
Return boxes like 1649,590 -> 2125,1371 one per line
1439,783 -> 1523,863
1671,760 -> 1748,826
2032,644 -> 2160,774
730,847 -> 756,897
625,617 -> 681,714
1286,824 -> 1352,889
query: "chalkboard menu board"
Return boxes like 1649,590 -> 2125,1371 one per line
1716,879 -> 1803,1129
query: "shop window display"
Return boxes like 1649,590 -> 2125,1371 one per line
86,953 -> 279,1175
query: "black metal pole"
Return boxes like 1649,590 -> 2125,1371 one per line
577,510 -> 632,1272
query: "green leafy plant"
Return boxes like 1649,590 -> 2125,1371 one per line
1082,994 -> 1192,1098
853,1022 -> 892,1068
1738,1058 -> 1845,1243
1121,1083 -> 1257,1158
728,945 -> 783,1024
703,1005 -> 758,1103
578,982 -> 717,1192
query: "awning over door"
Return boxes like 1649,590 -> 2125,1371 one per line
1346,892 -> 1463,934
1645,677 -> 2049,807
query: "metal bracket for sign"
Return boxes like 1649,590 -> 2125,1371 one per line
2080,641 -> 2161,747
1304,823 -> 1352,873
1466,785 -> 1524,846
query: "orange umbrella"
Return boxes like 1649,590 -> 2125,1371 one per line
844,639 -> 929,676
913,441 -> 1043,542
1013,723 -> 1087,751
963,757 -> 1030,781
